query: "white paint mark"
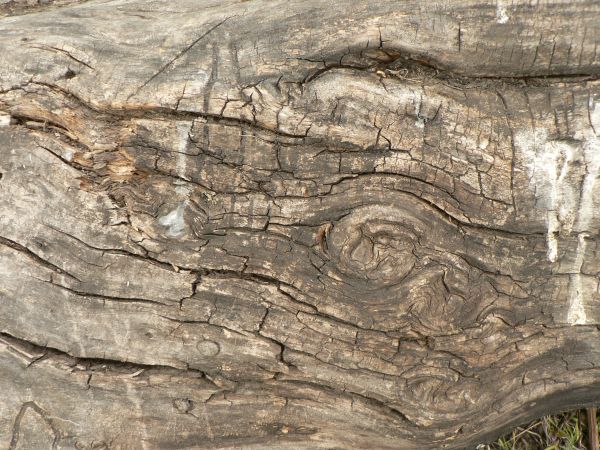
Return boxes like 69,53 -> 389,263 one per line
515,128 -> 578,262
414,93 -> 426,129
64,148 -> 74,161
0,112 -> 10,127
496,2 -> 509,23
546,214 -> 559,263
158,201 -> 188,237
566,100 -> 600,325
591,97 -> 600,131
576,100 -> 600,231
567,233 -> 589,324
516,100 -> 600,325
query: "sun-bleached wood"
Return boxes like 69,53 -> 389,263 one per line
1,0 -> 600,448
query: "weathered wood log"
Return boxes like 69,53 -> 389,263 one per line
1,0 -> 600,448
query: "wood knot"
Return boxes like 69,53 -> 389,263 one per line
173,398 -> 195,414
196,340 -> 220,357
327,205 -> 417,287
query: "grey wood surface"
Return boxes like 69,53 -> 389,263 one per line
1,0 -> 600,448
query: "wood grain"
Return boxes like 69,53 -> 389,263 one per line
1,0 -> 600,448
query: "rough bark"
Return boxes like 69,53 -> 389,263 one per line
1,0 -> 600,448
